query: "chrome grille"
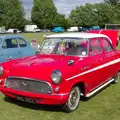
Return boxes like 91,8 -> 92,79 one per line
4,77 -> 52,94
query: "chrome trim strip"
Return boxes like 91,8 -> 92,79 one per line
86,78 -> 114,97
66,58 -> 120,81
52,93 -> 69,96
7,76 -> 53,94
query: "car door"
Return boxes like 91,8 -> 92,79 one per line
101,37 -> 117,81
1,38 -> 20,60
86,38 -> 104,91
17,37 -> 35,57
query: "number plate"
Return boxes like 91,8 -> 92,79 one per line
16,96 -> 36,104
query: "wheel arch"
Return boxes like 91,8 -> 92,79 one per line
117,69 -> 120,73
72,81 -> 86,96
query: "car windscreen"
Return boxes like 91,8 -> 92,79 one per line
39,38 -> 89,56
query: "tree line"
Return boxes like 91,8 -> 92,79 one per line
0,0 -> 120,30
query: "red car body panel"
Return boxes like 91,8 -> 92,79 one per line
0,33 -> 120,106
0,87 -> 69,105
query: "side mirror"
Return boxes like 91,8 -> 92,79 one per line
68,60 -> 74,66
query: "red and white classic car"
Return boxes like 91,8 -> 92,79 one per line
0,33 -> 120,112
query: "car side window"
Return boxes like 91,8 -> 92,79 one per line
102,38 -> 113,52
18,38 -> 27,47
2,38 -> 18,49
2,40 -> 7,49
63,39 -> 88,56
89,38 -> 102,56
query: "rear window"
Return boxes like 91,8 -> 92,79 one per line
102,38 -> 113,52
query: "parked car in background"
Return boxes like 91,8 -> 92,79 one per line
24,25 -> 40,33
78,27 -> 89,32
91,26 -> 100,30
0,34 -> 36,63
6,29 -> 21,34
0,33 -> 120,112
52,27 -> 65,33
41,29 -> 50,32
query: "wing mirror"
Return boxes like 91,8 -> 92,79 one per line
68,60 -> 74,66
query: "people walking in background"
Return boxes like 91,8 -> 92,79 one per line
31,39 -> 40,51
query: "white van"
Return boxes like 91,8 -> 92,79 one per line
25,25 -> 41,32
67,27 -> 78,32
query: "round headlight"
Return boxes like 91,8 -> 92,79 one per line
0,66 -> 3,76
51,70 -> 62,84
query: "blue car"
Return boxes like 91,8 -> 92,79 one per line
91,26 -> 100,30
52,27 -> 65,33
0,34 -> 36,63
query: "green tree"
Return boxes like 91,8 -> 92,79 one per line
69,3 -> 99,26
94,3 -> 120,25
69,3 -> 120,27
66,18 -> 76,27
0,9 -> 3,26
53,14 -> 69,29
31,0 -> 58,29
0,0 -> 26,30
104,0 -> 120,5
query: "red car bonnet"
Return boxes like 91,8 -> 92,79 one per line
87,30 -> 119,48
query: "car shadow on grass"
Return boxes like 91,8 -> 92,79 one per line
3,97 -> 62,112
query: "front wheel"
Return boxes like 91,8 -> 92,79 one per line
62,86 -> 80,113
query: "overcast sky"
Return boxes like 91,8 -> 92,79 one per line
21,0 -> 103,18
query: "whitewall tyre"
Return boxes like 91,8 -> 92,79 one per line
112,72 -> 120,84
62,86 -> 80,113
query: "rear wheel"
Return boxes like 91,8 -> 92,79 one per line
62,86 -> 80,113
112,71 -> 120,84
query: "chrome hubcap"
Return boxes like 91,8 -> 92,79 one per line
70,90 -> 78,106
68,87 -> 80,110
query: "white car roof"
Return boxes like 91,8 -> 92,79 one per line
46,33 -> 108,39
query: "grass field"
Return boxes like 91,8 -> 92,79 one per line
0,33 -> 120,120
20,32 -> 55,44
